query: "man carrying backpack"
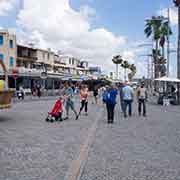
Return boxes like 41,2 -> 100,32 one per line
104,84 -> 118,124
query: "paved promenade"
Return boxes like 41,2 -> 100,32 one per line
81,104 -> 180,180
0,98 -> 180,180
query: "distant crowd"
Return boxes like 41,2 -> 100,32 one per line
45,81 -> 148,124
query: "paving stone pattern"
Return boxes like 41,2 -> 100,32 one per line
1,98 -> 180,180
80,104 -> 180,180
0,99 -> 98,180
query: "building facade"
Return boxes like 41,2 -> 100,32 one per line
0,30 -> 104,90
0,30 -> 16,73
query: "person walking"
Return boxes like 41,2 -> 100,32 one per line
63,82 -> 78,120
77,85 -> 89,118
122,82 -> 134,118
104,84 -> 118,124
119,83 -> 125,113
36,83 -> 41,98
93,86 -> 99,104
137,83 -> 147,117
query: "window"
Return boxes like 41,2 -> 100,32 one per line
0,35 -> 3,46
9,57 -> 14,67
9,40 -> 13,48
0,53 -> 4,61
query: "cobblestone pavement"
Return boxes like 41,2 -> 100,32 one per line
12,96 -> 59,104
1,98 -> 180,180
80,104 -> 180,180
0,98 -> 99,180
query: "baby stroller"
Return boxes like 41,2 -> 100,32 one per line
46,98 -> 64,122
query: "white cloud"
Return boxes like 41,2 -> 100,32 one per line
16,0 -> 127,74
15,0 -> 149,78
0,0 -> 18,16
158,7 -> 178,26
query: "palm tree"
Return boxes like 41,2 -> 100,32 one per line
159,21 -> 172,58
128,64 -> 137,81
121,60 -> 130,81
144,16 -> 169,78
145,16 -> 163,53
112,55 -> 123,79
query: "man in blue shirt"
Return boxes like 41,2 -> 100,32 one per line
122,82 -> 134,118
104,84 -> 118,124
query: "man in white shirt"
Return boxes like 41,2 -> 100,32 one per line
122,82 -> 134,118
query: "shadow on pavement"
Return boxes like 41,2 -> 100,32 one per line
0,115 -> 12,122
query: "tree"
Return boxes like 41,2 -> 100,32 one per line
121,60 -> 130,81
159,21 -> 172,58
144,16 -> 172,78
112,55 -> 123,79
128,64 -> 137,81
144,16 -> 163,52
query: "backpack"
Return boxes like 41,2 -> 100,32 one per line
102,91 -> 109,103
103,91 -> 113,103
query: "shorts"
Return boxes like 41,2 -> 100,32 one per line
65,100 -> 75,111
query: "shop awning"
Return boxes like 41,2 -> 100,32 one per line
154,76 -> 180,83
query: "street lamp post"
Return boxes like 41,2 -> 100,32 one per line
138,43 -> 153,79
173,0 -> 180,79
174,0 -> 180,104
167,8 -> 170,77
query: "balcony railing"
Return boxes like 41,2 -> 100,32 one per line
17,56 -> 37,61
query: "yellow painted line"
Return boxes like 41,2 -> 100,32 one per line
64,110 -> 102,180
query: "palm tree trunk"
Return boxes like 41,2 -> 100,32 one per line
155,40 -> 159,78
116,64 -> 118,79
178,6 -> 180,79
162,46 -> 165,59
124,68 -> 126,82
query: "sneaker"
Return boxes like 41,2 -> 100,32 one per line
45,118 -> 49,122
75,115 -> 79,120
85,112 -> 88,116
64,117 -> 69,120
58,118 -> 63,122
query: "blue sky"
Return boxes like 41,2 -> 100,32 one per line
70,0 -> 178,77
70,0 -> 174,41
0,0 -> 179,77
